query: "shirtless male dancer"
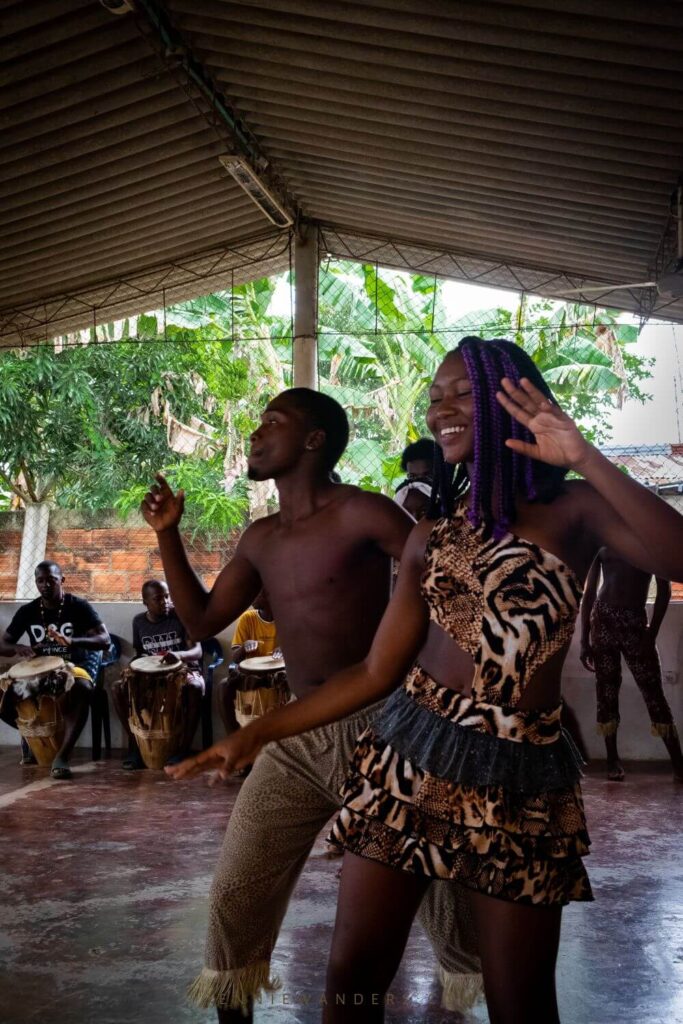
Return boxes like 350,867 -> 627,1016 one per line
581,545 -> 683,781
143,388 -> 480,1022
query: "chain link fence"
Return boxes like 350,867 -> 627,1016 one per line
0,256 -> 679,608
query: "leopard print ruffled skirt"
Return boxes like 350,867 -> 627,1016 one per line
330,667 -> 593,906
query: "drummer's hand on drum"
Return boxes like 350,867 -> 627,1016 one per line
164,727 -> 264,782
244,640 -> 259,654
141,473 -> 185,533
13,643 -> 34,659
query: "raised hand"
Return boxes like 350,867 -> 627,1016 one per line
164,726 -> 264,782
47,626 -> 69,647
141,473 -> 185,533
496,377 -> 592,470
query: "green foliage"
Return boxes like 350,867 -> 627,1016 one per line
317,264 -> 653,488
0,263 -> 654,525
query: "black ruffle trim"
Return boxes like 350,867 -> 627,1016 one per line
373,686 -> 584,794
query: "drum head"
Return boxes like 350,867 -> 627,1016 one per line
130,654 -> 182,673
8,656 -> 66,679
239,655 -> 285,673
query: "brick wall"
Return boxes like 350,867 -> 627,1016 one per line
0,511 -> 240,601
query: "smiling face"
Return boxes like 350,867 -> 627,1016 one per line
426,352 -> 475,465
247,395 -> 316,481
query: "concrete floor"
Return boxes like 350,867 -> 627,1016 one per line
0,749 -> 681,1024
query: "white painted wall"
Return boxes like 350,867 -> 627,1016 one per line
1,600 -> 681,759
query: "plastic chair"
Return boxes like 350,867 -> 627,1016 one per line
91,633 -> 122,760
200,638 -> 224,749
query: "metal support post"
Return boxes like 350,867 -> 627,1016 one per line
293,223 -> 318,389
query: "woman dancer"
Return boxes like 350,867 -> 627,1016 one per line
170,337 -> 683,1023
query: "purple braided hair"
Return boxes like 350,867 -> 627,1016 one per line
429,337 -> 566,532
459,343 -> 483,529
478,344 -> 509,538
495,346 -> 537,502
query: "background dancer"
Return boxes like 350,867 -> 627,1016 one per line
580,547 -> 683,781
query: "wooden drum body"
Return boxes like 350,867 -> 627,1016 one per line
16,694 -> 65,766
234,655 -> 290,728
1,657 -> 71,766
125,656 -> 188,769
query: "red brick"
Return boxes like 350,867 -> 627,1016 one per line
126,574 -> 149,597
75,554 -> 111,571
111,551 -> 149,571
91,530 -> 131,548
46,552 -> 76,571
0,574 -> 18,597
0,553 -> 19,572
188,552 -> 225,570
92,572 -> 134,598
52,529 -> 92,549
62,572 -> 93,593
127,528 -> 155,550
0,531 -> 22,551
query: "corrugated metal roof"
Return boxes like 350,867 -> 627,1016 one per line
601,444 -> 683,488
2,0 -> 683,343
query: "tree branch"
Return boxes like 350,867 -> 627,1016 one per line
0,468 -> 31,503
19,461 -> 39,503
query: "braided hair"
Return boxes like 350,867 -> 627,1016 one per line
428,336 -> 567,538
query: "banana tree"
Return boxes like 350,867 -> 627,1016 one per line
317,262 -> 650,490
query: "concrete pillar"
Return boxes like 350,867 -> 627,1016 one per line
15,502 -> 49,599
293,223 -> 318,389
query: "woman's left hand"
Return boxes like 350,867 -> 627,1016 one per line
164,726 -> 264,782
496,377 -> 592,470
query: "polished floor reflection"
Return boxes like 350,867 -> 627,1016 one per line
0,749 -> 680,1024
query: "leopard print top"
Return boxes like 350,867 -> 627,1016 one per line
421,504 -> 583,708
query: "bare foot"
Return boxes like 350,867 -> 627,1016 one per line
607,760 -> 625,781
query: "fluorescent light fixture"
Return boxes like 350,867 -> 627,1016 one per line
219,155 -> 293,228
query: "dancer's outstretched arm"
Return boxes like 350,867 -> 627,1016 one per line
166,519 -> 431,780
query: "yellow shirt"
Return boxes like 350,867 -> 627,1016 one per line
232,609 -> 278,655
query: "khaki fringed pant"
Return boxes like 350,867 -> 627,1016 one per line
189,703 -> 481,1013
591,600 -> 678,739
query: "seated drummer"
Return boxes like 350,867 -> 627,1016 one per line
112,579 -> 204,770
230,587 -> 279,664
0,560 -> 110,778
217,588 -> 279,735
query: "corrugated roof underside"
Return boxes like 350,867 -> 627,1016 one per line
2,0 -> 683,338
0,0 -> 267,312
173,0 -> 682,276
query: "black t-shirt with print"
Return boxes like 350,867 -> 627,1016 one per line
132,610 -> 200,670
5,594 -> 104,661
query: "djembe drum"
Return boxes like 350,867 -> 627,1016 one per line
234,655 -> 290,727
1,656 -> 71,765
124,654 -> 188,769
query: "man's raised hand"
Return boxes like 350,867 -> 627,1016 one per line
141,474 -> 185,533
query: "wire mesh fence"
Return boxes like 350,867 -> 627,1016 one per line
0,256 -> 679,612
